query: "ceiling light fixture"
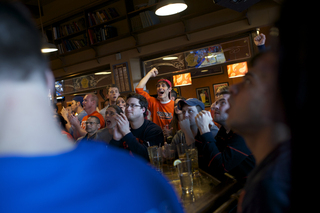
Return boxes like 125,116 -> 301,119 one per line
155,0 -> 188,16
38,0 -> 58,53
162,56 -> 178,60
95,71 -> 112,75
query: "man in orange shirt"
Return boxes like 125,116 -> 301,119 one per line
135,68 -> 174,129
69,93 -> 105,139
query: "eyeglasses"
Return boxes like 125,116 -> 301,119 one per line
125,104 -> 141,109
85,122 -> 98,125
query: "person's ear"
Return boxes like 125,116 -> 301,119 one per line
97,124 -> 101,129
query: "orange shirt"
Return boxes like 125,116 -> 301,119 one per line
80,111 -> 105,130
136,88 -> 174,129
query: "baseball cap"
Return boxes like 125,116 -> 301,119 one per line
157,79 -> 172,88
157,79 -> 172,100
73,96 -> 84,107
178,98 -> 205,110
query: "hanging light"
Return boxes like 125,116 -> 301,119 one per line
155,0 -> 188,16
41,39 -> 58,53
38,0 -> 58,53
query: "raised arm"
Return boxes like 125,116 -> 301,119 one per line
136,68 -> 158,89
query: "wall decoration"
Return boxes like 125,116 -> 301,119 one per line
196,87 -> 211,107
112,62 -> 131,93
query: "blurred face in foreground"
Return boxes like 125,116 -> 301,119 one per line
227,52 -> 279,134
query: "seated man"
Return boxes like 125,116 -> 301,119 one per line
195,88 -> 255,182
135,68 -> 174,129
172,98 -> 219,151
76,116 -> 101,142
109,93 -> 164,161
69,93 -> 105,139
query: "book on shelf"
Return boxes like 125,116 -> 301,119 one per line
53,18 -> 85,39
57,36 -> 87,54
87,7 -> 119,27
88,25 -> 118,45
131,10 -> 160,31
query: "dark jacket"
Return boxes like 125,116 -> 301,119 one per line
109,119 -> 164,161
196,126 -> 255,182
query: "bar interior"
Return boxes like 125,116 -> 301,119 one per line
16,0 -> 286,212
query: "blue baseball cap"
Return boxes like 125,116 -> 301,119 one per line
73,96 -> 84,107
178,98 -> 205,110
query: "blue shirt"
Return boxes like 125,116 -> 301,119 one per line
0,141 -> 183,213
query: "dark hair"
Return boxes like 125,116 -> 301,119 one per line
116,95 -> 127,103
106,84 -> 119,93
87,116 -> 100,124
106,105 -> 123,115
0,1 -> 48,81
54,114 -> 67,131
216,85 -> 229,95
171,97 -> 186,135
171,90 -> 177,99
126,93 -> 148,117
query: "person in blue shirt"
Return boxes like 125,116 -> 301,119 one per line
0,2 -> 183,213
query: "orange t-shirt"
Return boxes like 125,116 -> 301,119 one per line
135,88 -> 174,129
80,111 -> 105,130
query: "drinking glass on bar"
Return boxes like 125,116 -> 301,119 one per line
177,159 -> 193,194
186,147 -> 199,175
165,143 -> 176,167
176,143 -> 187,159
147,145 -> 163,172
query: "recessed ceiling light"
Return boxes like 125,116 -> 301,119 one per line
163,56 -> 178,60
95,71 -> 111,75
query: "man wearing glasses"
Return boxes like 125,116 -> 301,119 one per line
76,116 -> 101,142
109,93 -> 164,161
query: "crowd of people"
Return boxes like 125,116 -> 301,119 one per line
1,0 -> 311,212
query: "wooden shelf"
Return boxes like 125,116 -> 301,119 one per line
88,15 -> 127,29
46,0 -> 217,59
54,29 -> 86,41
127,3 -> 159,16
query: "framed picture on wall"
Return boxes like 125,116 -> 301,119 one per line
213,82 -> 229,98
172,87 -> 181,97
196,87 -> 211,107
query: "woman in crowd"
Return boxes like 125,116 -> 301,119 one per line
95,105 -> 123,144
116,95 -> 126,113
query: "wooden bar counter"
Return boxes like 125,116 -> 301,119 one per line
161,165 -> 240,213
